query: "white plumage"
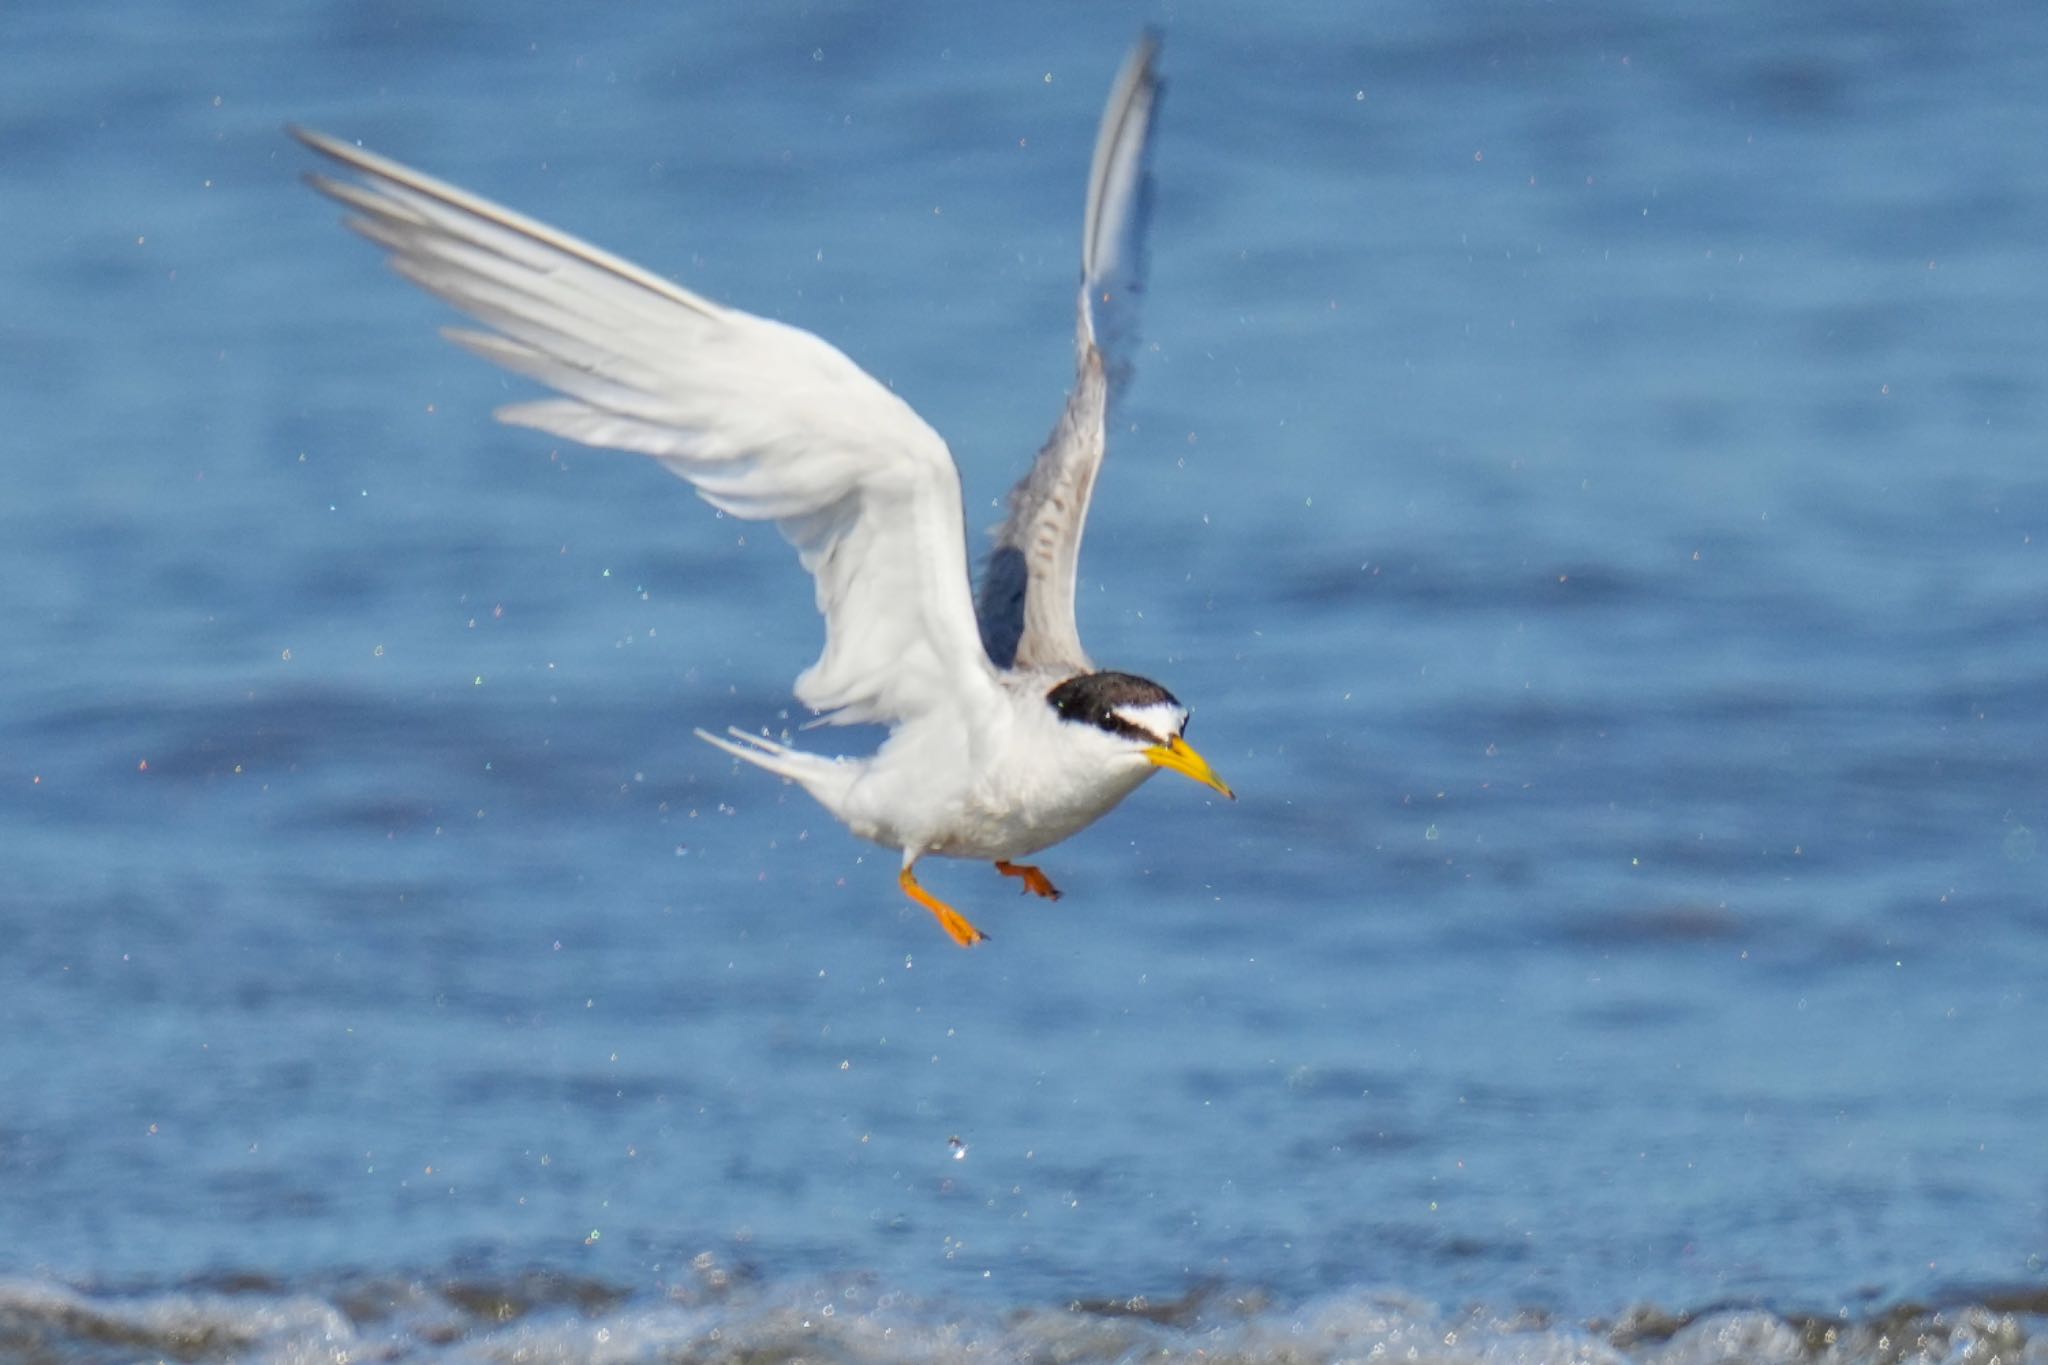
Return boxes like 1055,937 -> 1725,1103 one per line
297,32 -> 1230,947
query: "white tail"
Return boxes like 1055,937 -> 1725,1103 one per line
694,727 -> 858,812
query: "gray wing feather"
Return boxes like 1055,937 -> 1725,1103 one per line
977,32 -> 1162,672
293,125 -> 1002,732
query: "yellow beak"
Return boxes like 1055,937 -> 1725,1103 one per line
1145,735 -> 1235,800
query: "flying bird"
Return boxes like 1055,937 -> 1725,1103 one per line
295,33 -> 1231,947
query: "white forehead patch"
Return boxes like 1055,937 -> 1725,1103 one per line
1111,700 -> 1187,741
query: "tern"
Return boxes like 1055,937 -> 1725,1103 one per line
295,33 -> 1231,947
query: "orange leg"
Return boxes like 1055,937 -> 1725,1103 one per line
994,860 -> 1062,900
899,866 -> 987,947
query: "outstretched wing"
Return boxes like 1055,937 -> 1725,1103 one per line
976,32 -> 1163,672
295,126 -> 999,731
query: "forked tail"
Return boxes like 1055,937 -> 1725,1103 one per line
694,727 -> 859,813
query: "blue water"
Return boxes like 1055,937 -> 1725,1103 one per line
6,3 -> 2048,1360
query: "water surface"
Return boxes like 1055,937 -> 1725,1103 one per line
4,3 -> 2046,1360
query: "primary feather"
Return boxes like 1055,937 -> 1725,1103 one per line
976,31 -> 1163,672
293,125 -> 999,734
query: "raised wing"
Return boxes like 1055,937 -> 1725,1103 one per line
976,32 -> 1163,672
295,126 -> 999,730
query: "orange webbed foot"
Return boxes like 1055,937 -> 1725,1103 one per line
994,860 -> 1062,901
899,866 -> 988,947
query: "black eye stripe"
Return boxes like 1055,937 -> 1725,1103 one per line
1045,671 -> 1182,739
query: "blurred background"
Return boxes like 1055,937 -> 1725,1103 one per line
4,2 -> 2046,1359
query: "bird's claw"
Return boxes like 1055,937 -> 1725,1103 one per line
995,860 -> 1063,901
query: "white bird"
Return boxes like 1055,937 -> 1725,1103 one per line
295,33 -> 1231,948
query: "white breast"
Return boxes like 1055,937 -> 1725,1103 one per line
830,674 -> 1159,862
